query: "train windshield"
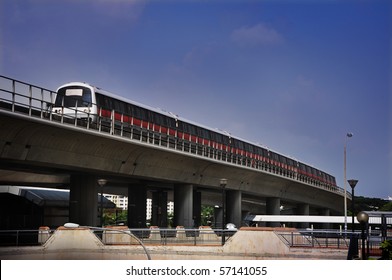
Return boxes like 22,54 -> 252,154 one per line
55,86 -> 92,107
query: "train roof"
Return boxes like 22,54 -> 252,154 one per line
57,82 -> 335,177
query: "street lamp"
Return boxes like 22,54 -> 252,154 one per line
344,132 -> 353,232
97,179 -> 108,227
220,178 -> 227,245
348,179 -> 358,232
357,211 -> 369,260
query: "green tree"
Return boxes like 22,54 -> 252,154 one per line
380,201 -> 392,211
201,205 -> 214,226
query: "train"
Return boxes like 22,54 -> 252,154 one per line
52,82 -> 337,189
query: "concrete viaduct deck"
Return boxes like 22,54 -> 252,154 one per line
0,76 -> 347,229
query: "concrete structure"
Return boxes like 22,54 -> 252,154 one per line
0,227 -> 348,260
0,76 -> 348,230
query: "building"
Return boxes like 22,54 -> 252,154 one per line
0,186 -> 115,230
104,194 -> 174,220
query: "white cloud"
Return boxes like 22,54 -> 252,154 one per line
230,23 -> 284,47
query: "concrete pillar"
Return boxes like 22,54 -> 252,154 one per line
174,184 -> 193,228
193,190 -> 201,228
69,174 -> 98,227
266,197 -> 280,227
226,190 -> 242,228
296,203 -> 310,229
214,207 -> 223,228
151,191 -> 168,227
319,208 -> 331,229
128,185 -> 147,228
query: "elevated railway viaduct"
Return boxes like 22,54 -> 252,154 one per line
0,76 -> 348,229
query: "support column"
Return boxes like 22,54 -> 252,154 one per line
174,184 -> 193,228
193,190 -> 201,228
296,203 -> 310,229
266,197 -> 280,227
151,191 -> 168,227
226,190 -> 242,228
319,208 -> 331,229
69,174 -> 98,227
128,185 -> 147,228
214,207 -> 223,228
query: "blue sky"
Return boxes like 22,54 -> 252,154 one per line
1,0 -> 391,199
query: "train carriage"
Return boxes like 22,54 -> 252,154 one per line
52,82 -> 337,189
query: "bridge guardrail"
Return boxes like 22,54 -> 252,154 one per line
0,75 -> 348,198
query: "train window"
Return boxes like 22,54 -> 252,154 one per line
153,113 -> 162,125
271,152 -> 279,161
222,135 -> 230,145
101,95 -> 111,109
177,121 -> 184,131
113,99 -> 125,113
280,156 -> 287,164
203,129 -> 211,140
197,127 -> 210,139
184,124 -> 196,135
167,118 -> 176,128
133,106 -> 142,119
95,93 -> 104,107
244,143 -> 254,153
233,139 -> 244,149
125,104 -> 133,115
213,132 -> 222,143
196,127 -> 203,137
56,86 -> 92,108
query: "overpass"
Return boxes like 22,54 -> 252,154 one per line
0,75 -> 349,229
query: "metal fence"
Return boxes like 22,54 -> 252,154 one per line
0,229 -> 55,246
0,75 -> 346,197
274,229 -> 388,257
275,229 -> 352,249
0,227 -> 234,247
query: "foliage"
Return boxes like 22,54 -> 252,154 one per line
201,205 -> 214,226
103,209 -> 127,226
380,240 -> 392,260
350,196 -> 389,215
379,201 -> 392,211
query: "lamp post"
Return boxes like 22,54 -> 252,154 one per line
357,211 -> 369,260
220,178 -> 227,245
344,132 -> 353,232
348,179 -> 358,232
97,179 -> 107,227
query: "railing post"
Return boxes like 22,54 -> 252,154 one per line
110,109 -> 115,135
74,100 -> 78,126
28,85 -> 32,116
194,229 -> 197,246
11,79 -> 15,112
40,88 -> 44,119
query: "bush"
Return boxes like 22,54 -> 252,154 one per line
380,240 -> 392,260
